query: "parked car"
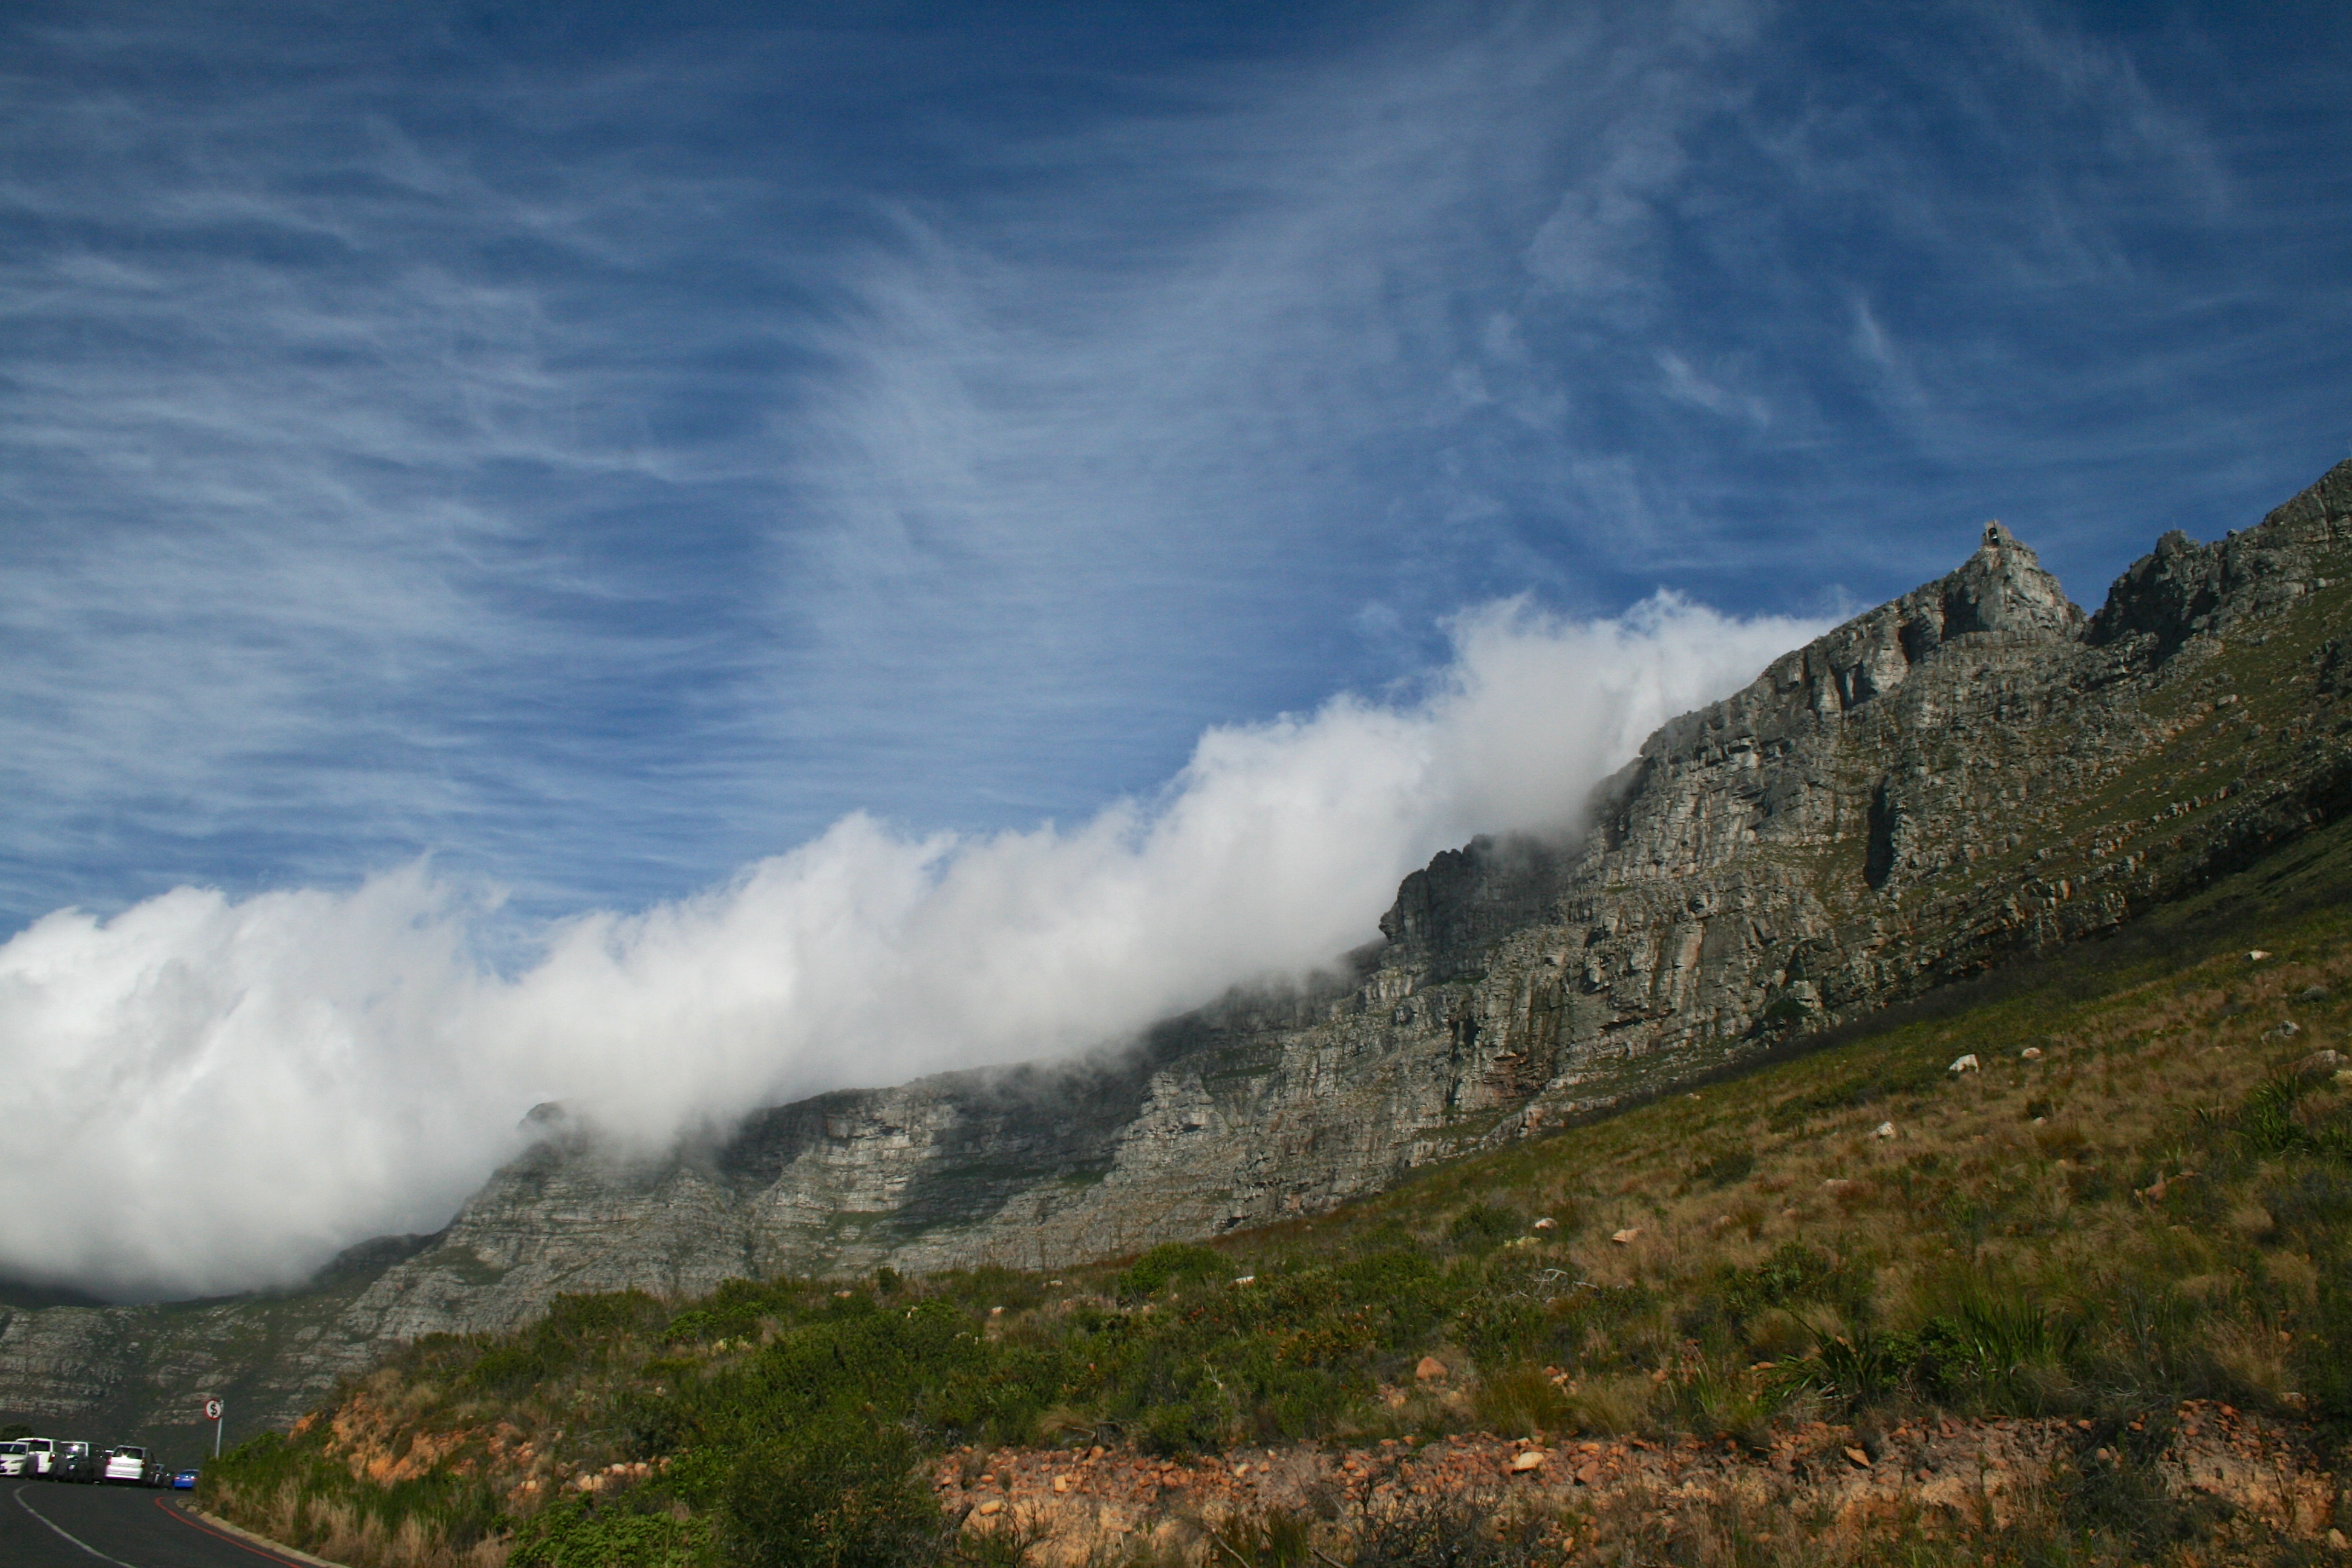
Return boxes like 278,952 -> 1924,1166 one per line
142,1454 -> 169,1488
53,1441 -> 97,1483
0,1440 -> 26,1476
171,1467 -> 200,1490
101,1445 -> 147,1484
18,1436 -> 57,1475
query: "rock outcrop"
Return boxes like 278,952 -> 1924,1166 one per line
10,459 -> 2352,1443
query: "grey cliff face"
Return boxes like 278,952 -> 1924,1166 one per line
0,1233 -> 437,1451
11,460 -> 2352,1445
314,459 -> 2352,1338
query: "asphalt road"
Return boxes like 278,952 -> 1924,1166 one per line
2,1481 -> 315,1567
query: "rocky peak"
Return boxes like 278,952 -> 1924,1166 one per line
1640,521 -> 2083,771
1823,517 -> 2082,688
2085,529 -> 2221,660
1940,522 -> 2080,640
1376,834 -> 1567,981
2088,457 -> 2352,660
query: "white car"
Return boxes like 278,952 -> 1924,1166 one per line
17,1436 -> 56,1475
102,1445 -> 148,1484
0,1440 -> 25,1476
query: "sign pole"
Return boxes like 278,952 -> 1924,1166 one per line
203,1396 -> 224,1459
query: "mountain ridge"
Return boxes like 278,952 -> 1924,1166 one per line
6,457 -> 2350,1446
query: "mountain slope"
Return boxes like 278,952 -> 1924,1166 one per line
6,459 -> 2350,1448
342,463 -> 2350,1322
203,763 -> 2352,1568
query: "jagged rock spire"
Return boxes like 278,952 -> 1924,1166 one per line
1936,520 -> 2080,641
1641,521 -> 2084,751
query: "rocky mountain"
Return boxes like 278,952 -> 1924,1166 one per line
8,458 -> 2351,1448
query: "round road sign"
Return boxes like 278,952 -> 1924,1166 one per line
203,1398 -> 223,1421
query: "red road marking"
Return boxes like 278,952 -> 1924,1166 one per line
152,1495 -> 312,1566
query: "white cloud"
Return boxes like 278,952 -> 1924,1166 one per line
0,0 -> 2325,1306
2,0 -> 2270,938
0,593 -> 1820,1300
1657,350 -> 1771,426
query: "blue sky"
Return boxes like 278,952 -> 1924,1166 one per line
7,1 -> 2352,1296
4,0 -> 2350,936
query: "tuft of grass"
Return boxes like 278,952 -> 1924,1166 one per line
1471,1363 -> 1573,1437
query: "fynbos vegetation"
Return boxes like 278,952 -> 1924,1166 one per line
203,822 -> 2352,1566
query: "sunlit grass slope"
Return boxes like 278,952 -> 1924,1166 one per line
204,814 -> 2352,1567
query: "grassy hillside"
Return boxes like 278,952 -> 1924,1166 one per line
202,814 -> 2352,1567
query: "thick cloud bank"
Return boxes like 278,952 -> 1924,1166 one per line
0,596 -> 1819,1300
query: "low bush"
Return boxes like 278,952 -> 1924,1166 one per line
1443,1203 -> 1523,1253
719,1420 -> 938,1568
509,1495 -> 713,1568
1111,1242 -> 1227,1302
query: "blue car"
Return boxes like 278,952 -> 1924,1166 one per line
171,1468 -> 200,1490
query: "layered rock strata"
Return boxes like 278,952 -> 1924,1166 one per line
8,460 -> 2352,1441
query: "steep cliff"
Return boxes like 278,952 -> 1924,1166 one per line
10,459 -> 2351,1443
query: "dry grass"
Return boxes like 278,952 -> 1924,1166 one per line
204,815 -> 2352,1566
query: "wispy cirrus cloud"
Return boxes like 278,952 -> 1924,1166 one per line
5,1 -> 2342,931
0,1 -> 2348,1298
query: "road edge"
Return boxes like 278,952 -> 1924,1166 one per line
176,1499 -> 351,1567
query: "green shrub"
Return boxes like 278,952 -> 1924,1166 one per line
2050,1411 -> 2233,1558
1665,1356 -> 1786,1447
1205,1508 -> 1320,1568
2094,1283 -> 2211,1400
543,1289 -> 667,1343
1767,1053 -> 1945,1128
1452,1292 -> 1548,1367
1140,1395 -> 1228,1455
1691,1148 -> 1756,1188
2234,1073 -> 2352,1159
1776,1327 -> 1910,1411
511,1495 -> 714,1568
1350,1494 -> 1557,1566
1111,1243 -> 1227,1302
720,1419 -> 940,1568
1443,1203 -> 1521,1253
1334,1251 -> 1449,1342
1715,1241 -> 1870,1325
2298,1241 -> 2352,1420
1912,1291 -> 2080,1413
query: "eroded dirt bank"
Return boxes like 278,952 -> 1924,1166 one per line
931,1402 -> 2346,1564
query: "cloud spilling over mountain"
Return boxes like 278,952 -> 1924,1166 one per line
0,594 -> 1818,1301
